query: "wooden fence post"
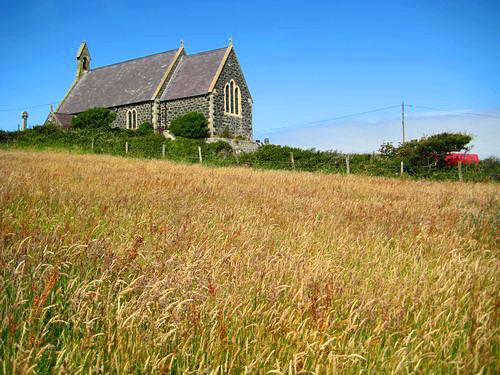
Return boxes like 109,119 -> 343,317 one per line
458,161 -> 463,182
91,138 -> 94,152
290,152 -> 295,170
125,142 -> 128,154
400,161 -> 404,175
198,146 -> 203,163
345,154 -> 350,174
162,144 -> 165,158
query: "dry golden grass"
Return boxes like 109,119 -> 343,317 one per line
0,150 -> 498,374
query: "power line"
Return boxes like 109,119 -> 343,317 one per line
0,102 -> 57,113
407,104 -> 500,119
258,105 -> 400,134
256,103 -> 500,135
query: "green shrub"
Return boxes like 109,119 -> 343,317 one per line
477,157 -> 500,181
209,140 -> 233,155
0,130 -> 15,143
136,122 -> 155,136
71,108 -> 117,130
169,112 -> 209,139
127,134 -> 166,158
31,123 -> 62,135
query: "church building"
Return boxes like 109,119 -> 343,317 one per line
47,40 -> 252,138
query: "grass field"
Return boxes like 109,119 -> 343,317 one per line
1,150 -> 498,374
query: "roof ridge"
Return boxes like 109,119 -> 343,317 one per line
186,47 -> 228,57
90,49 -> 178,71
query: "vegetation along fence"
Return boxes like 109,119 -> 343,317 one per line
0,126 -> 498,183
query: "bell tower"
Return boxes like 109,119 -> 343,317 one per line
76,41 -> 91,79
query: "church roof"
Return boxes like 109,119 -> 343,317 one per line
58,46 -> 230,114
58,49 -> 178,113
160,48 -> 227,101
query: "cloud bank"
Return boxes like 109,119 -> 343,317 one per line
255,109 -> 500,158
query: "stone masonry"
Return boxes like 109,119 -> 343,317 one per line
211,50 -> 252,138
110,102 -> 152,129
156,49 -> 252,138
159,96 -> 209,129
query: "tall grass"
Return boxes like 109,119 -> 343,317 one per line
0,150 -> 498,374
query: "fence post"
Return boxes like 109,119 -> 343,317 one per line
400,161 -> 404,175
162,144 -> 165,158
290,152 -> 295,170
125,142 -> 128,154
345,154 -> 350,174
91,138 -> 94,152
458,161 -> 463,182
198,146 -> 203,163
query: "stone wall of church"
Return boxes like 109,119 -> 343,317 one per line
159,96 -> 209,128
212,50 -> 252,139
110,102 -> 152,129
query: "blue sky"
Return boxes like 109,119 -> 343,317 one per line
1,0 -> 499,156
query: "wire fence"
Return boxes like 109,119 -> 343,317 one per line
22,138 -> 498,183
1,134 -> 498,182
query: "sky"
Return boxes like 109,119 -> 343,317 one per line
1,0 -> 499,157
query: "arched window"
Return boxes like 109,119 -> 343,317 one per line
82,57 -> 87,70
126,109 -> 138,129
234,87 -> 239,115
224,80 -> 242,116
230,81 -> 234,114
225,85 -> 230,112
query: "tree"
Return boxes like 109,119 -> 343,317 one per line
379,132 -> 473,169
169,112 -> 209,139
71,107 -> 117,130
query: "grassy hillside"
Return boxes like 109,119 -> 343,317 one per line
0,150 -> 498,374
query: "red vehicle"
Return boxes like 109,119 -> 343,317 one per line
444,153 -> 480,166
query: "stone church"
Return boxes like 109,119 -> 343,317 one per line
47,40 -> 252,138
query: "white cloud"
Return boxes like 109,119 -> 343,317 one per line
255,108 -> 500,158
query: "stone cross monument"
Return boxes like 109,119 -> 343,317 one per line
21,111 -> 28,131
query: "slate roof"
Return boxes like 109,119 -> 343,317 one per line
160,48 -> 227,101
52,112 -> 74,127
58,49 -> 178,113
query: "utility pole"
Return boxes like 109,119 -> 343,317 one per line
401,101 -> 405,144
